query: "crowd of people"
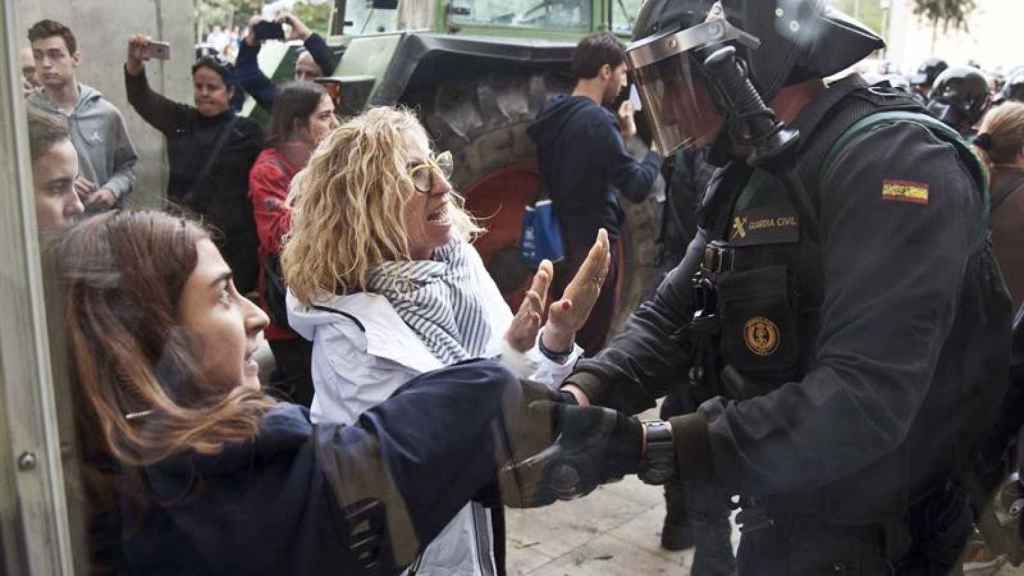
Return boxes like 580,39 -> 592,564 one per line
18,1 -> 1024,575
23,13 -> 625,576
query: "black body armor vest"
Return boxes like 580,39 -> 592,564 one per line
686,77 -> 988,404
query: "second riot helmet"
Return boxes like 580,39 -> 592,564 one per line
910,57 -> 948,88
927,66 -> 991,133
998,71 -> 1024,105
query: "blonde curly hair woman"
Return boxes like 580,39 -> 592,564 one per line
282,107 -> 610,576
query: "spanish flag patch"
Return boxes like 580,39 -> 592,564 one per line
882,180 -> 929,205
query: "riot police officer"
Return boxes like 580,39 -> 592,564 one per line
911,57 -> 949,106
505,1 -> 1013,574
927,66 -> 991,136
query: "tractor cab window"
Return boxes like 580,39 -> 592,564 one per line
611,0 -> 643,35
344,1 -> 402,34
450,0 -> 593,30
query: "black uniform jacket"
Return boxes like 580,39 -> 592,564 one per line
566,79 -> 1012,523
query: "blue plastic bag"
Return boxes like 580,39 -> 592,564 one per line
520,199 -> 565,267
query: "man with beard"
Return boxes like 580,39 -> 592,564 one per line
528,32 -> 663,355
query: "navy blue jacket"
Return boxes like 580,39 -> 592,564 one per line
234,33 -> 336,112
106,360 -> 516,575
528,95 -> 662,259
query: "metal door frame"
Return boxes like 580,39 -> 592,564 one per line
0,0 -> 77,572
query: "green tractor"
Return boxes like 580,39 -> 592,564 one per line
267,0 -> 660,328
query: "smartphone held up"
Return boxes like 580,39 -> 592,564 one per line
252,21 -> 286,41
131,39 -> 171,61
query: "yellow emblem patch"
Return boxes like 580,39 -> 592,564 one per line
744,316 -> 780,357
882,179 -> 929,205
731,216 -> 748,240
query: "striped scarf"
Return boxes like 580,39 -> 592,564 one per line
367,240 -> 493,365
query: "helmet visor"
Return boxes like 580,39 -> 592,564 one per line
627,19 -> 760,153
632,53 -> 722,153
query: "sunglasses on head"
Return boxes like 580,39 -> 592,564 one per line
408,151 -> 454,193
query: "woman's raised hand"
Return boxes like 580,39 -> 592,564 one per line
542,229 -> 611,352
505,260 -> 553,353
126,34 -> 152,76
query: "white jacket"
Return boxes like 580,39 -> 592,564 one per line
288,245 -> 582,576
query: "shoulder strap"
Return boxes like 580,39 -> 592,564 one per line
822,110 -> 990,208
826,111 -> 987,188
795,80 -> 924,184
782,77 -> 989,236
182,116 -> 241,208
311,304 -> 366,333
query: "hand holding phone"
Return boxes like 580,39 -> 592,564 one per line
126,35 -> 153,75
278,13 -> 312,41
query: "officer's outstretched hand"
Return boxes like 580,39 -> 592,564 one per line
542,229 -> 611,352
499,400 -> 642,508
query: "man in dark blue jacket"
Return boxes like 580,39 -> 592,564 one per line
528,32 -> 662,355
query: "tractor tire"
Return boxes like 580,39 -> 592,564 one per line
409,71 -> 661,335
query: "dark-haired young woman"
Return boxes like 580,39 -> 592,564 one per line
248,81 -> 338,406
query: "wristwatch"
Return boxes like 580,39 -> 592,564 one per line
639,421 -> 676,485
537,331 -> 573,364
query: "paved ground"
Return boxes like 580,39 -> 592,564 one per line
502,412 -> 1024,576
506,474 -> 705,575
506,474 -> 1024,576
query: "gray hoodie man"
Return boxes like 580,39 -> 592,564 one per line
28,83 -> 137,206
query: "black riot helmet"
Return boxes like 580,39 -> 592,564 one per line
999,72 -> 1024,104
926,66 -> 991,134
910,57 -> 948,89
626,0 -> 884,153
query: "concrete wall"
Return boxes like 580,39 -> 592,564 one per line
18,0 -> 195,208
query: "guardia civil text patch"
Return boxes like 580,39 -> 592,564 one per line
882,180 -> 929,205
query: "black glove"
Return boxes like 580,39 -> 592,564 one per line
499,401 -> 642,508
518,378 -> 578,407
475,378 -> 577,509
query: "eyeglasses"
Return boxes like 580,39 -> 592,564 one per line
408,151 -> 454,193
